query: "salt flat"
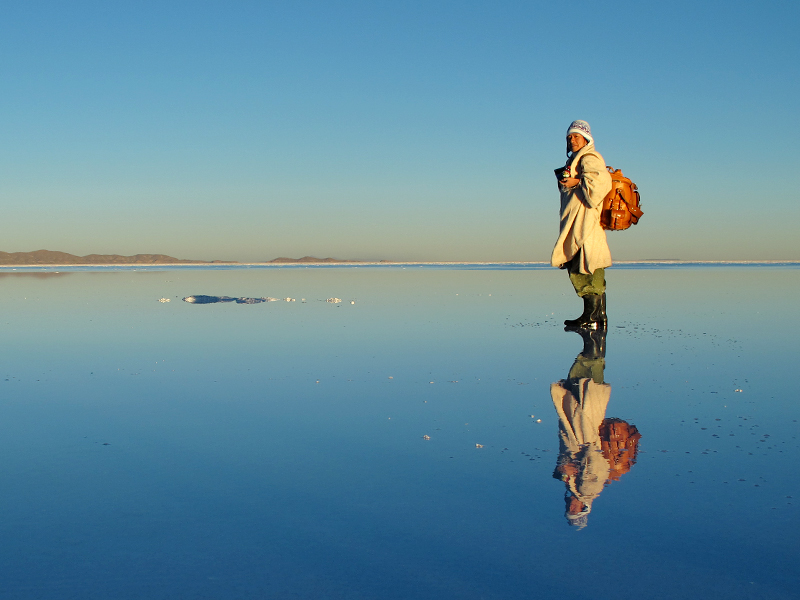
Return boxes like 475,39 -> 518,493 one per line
0,265 -> 796,599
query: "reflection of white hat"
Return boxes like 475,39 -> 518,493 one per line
567,120 -> 593,145
565,493 -> 592,530
566,510 -> 590,530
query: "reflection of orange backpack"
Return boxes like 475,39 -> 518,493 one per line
600,167 -> 643,231
599,418 -> 642,482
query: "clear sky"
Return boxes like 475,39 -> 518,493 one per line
0,0 -> 797,262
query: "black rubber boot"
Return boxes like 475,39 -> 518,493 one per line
564,294 -> 602,329
598,293 -> 608,329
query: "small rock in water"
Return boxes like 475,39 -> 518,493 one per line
183,295 -> 235,304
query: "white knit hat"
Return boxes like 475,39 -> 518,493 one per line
566,120 -> 593,145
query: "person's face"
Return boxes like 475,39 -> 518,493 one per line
567,133 -> 588,153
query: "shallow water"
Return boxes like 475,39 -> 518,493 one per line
0,266 -> 797,599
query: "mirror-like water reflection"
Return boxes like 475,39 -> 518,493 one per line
552,329 -> 642,529
0,265 -> 796,599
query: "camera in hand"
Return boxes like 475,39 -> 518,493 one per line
555,165 -> 572,180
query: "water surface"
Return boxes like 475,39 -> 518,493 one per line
0,266 -> 797,599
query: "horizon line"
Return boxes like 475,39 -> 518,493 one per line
0,259 -> 798,269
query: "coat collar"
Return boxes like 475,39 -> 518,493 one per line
568,142 -> 598,168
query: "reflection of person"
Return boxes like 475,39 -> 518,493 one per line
551,329 -> 641,529
551,120 -> 612,329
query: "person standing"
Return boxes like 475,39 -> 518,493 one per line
551,120 -> 612,329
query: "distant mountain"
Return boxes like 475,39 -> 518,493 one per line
0,250 -> 223,265
268,256 -> 354,263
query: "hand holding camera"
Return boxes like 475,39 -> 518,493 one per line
555,165 -> 579,188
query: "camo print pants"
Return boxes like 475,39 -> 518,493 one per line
566,255 -> 606,297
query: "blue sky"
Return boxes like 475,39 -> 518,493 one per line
0,0 -> 797,261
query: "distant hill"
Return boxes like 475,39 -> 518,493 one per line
0,250 -> 223,265
268,256 -> 354,263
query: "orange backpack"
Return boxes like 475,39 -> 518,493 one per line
600,167 -> 643,231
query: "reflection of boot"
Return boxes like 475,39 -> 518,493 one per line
586,329 -> 607,359
598,293 -> 608,329
564,294 -> 602,329
567,327 -> 607,359
565,327 -> 606,383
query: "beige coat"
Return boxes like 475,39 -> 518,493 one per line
550,144 -> 613,274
